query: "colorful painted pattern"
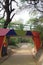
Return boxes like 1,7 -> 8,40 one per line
0,29 -> 41,51
6,29 -> 33,36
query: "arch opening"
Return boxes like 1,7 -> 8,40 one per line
6,30 -> 41,53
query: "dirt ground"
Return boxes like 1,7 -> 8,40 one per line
0,43 -> 43,65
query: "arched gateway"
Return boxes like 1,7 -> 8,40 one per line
0,29 -> 41,58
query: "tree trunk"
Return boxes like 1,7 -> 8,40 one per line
3,0 -> 11,28
3,19 -> 11,28
3,12 -> 11,28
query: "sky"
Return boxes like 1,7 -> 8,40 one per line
12,10 -> 41,24
0,0 -> 30,24
11,0 -> 30,24
11,0 -> 41,24
0,0 -> 41,24
12,10 -> 30,24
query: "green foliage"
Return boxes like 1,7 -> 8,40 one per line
7,20 -> 24,29
9,36 -> 34,44
21,0 -> 28,2
27,18 -> 39,31
19,24 -> 24,30
0,19 -> 5,28
27,18 -> 38,24
20,37 -> 30,43
15,24 -> 24,30
0,19 -> 5,23
39,16 -> 43,22
27,17 -> 43,46
15,30 -> 26,36
9,37 -> 19,46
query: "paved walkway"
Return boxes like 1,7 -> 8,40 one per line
0,43 -> 40,65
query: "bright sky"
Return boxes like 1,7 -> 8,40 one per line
0,0 -> 41,24
11,0 -> 30,24
12,10 -> 40,24
12,10 -> 30,24
11,0 -> 41,24
0,0 -> 30,24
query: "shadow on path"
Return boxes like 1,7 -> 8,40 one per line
34,48 -> 43,61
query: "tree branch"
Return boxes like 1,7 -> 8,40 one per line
14,0 -> 18,6
9,0 -> 15,13
0,1 -> 4,8
9,0 -> 12,11
11,9 -> 15,12
34,5 -> 43,13
0,8 -> 4,12
11,12 -> 15,21
12,0 -> 19,6
0,11 -> 5,20
27,0 -> 39,5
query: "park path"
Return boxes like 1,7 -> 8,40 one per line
0,43 -> 40,65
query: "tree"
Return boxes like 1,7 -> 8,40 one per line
0,19 -> 5,28
27,17 -> 43,46
39,16 -> 43,22
0,0 -> 43,28
21,0 -> 43,13
16,24 -> 24,30
27,18 -> 39,30
0,0 -> 20,28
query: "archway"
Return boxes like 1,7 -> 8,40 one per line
6,29 -> 41,52
32,31 -> 41,51
0,29 -> 41,58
